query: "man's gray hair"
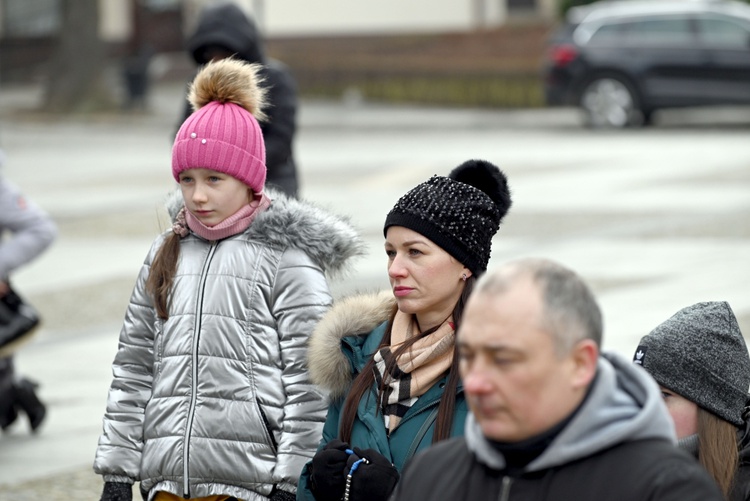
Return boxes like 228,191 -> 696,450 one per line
475,257 -> 602,355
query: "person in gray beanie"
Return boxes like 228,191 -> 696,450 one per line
634,301 -> 750,501
297,159 -> 512,501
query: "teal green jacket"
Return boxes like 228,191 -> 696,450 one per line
297,292 -> 468,500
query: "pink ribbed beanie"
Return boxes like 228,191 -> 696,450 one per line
172,58 -> 268,193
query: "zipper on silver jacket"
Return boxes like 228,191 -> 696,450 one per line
498,476 -> 512,501
183,241 -> 217,496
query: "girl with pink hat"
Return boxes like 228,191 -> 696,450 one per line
94,58 -> 364,501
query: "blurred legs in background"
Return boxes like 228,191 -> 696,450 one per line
0,355 -> 46,433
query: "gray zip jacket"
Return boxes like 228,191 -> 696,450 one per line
93,191 -> 364,500
391,352 -> 724,500
0,169 -> 57,279
466,352 -> 677,471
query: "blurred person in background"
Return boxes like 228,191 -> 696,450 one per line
0,149 -> 57,434
634,301 -> 750,501
94,58 -> 363,501
297,160 -> 512,501
390,258 -> 724,501
122,43 -> 154,111
178,1 -> 300,198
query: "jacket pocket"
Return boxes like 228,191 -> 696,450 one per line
256,402 -> 278,454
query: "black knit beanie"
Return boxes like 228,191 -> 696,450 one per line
633,301 -> 750,427
383,159 -> 512,275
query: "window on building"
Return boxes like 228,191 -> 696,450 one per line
2,0 -> 61,37
141,0 -> 180,12
508,0 -> 536,10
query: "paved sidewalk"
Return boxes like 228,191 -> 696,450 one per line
0,467 -> 103,499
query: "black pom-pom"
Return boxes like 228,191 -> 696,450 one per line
449,159 -> 512,217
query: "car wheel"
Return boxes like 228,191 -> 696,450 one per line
580,76 -> 641,128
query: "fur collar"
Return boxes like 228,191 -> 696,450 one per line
165,188 -> 365,276
308,291 -> 395,398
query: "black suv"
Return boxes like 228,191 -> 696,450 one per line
543,0 -> 750,127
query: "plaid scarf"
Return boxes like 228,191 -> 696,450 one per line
373,311 -> 455,433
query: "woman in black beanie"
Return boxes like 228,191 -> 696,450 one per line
297,160 -> 512,501
634,301 -> 750,501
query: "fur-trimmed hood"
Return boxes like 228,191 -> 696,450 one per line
166,188 -> 365,277
308,291 -> 395,398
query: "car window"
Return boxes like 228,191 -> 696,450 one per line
587,22 -> 626,44
696,16 -> 750,48
624,17 -> 694,45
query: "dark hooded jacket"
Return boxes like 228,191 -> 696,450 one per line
676,407 -> 750,500
180,2 -> 299,197
390,353 -> 725,501
730,415 -> 750,501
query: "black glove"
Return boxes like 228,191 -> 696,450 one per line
310,439 -> 353,501
100,481 -> 133,501
345,447 -> 400,501
269,487 -> 297,501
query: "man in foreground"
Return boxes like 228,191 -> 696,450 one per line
390,257 -> 723,500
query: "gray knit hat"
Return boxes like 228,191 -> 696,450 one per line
633,301 -> 750,426
383,159 -> 512,275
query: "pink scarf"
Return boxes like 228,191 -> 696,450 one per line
172,192 -> 272,241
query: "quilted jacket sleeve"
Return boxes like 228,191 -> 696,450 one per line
270,247 -> 331,492
93,239 -> 160,483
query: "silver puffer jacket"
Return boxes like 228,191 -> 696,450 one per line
93,191 -> 364,500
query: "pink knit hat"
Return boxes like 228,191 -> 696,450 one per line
172,58 -> 268,193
